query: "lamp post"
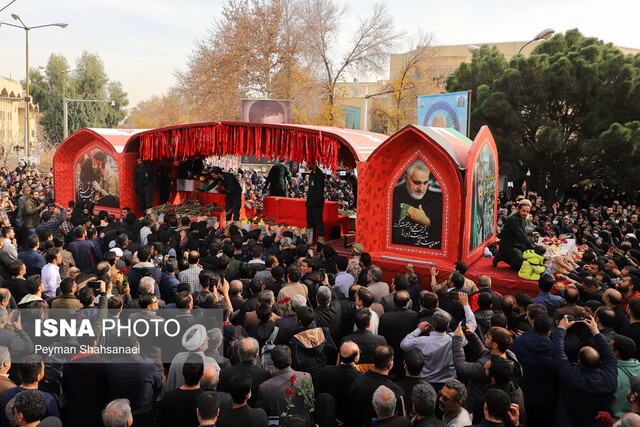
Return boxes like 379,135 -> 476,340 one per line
61,68 -> 78,140
0,15 -> 67,160
362,84 -> 414,132
517,28 -> 554,56
64,99 -> 116,140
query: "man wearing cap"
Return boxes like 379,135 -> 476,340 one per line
91,151 -> 119,207
166,324 -> 220,391
495,199 -> 535,270
135,157 -> 155,213
347,243 -> 364,281
210,167 -> 242,221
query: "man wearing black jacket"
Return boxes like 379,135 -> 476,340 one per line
217,373 -> 268,427
217,338 -> 271,408
342,308 -> 387,365
317,341 -> 363,425
126,246 -> 161,298
551,314 -> 617,427
379,291 -> 417,378
209,167 -> 242,221
349,345 -> 406,426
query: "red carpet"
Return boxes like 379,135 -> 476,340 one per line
465,256 -> 539,297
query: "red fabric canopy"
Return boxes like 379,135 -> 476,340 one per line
137,122 -> 387,171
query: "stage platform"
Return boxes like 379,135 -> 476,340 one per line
323,238 -> 540,298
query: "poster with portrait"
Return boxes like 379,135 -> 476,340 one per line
241,99 -> 291,124
391,159 -> 443,249
469,145 -> 496,250
75,148 -> 120,211
417,91 -> 469,136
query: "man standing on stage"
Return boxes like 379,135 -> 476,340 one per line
306,165 -> 325,243
264,161 -> 292,197
210,167 -> 242,221
135,157 -> 156,213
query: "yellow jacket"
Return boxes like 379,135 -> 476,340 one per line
518,249 -> 546,281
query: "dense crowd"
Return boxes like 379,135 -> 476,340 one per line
237,167 -> 357,211
0,162 -> 639,426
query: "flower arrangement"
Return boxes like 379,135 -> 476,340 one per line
339,208 -> 356,217
290,374 -> 314,414
241,216 -> 277,226
155,198 -> 224,217
280,373 -> 315,421
541,237 -> 569,254
116,267 -> 130,295
278,297 -> 292,317
244,199 -> 263,211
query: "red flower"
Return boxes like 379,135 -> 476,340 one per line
285,388 -> 294,397
278,297 -> 291,305
289,374 -> 297,384
119,268 -> 129,274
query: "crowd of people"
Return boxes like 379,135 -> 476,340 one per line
236,165 -> 357,212
0,162 -> 639,426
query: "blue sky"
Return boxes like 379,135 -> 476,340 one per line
1,0 -> 639,108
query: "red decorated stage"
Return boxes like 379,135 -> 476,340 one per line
54,122 -> 538,296
262,197 -> 349,235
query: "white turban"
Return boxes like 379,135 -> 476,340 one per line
182,324 -> 207,352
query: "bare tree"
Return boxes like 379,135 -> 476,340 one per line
0,134 -> 20,168
301,0 -> 404,124
370,30 -> 444,134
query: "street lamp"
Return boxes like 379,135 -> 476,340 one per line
61,68 -> 78,140
0,14 -> 67,160
362,85 -> 414,132
517,28 -> 554,56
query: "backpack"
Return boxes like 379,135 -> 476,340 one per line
260,326 -> 280,374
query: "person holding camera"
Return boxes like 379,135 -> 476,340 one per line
551,315 -> 617,426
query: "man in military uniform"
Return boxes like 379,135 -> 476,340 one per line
210,167 -> 242,221
135,157 -> 156,213
91,151 -> 120,208
264,161 -> 293,197
306,165 -> 325,243
495,199 -> 535,270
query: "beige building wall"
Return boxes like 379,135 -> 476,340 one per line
336,79 -> 390,130
0,76 -> 40,153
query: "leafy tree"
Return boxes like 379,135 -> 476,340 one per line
27,51 -> 128,144
447,30 -> 640,200
126,88 -> 191,129
177,0 -> 402,126
177,0 -> 313,122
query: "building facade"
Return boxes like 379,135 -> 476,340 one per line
340,40 -> 640,134
0,76 -> 40,154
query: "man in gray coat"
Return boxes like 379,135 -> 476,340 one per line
256,345 -> 314,424
366,265 -> 390,304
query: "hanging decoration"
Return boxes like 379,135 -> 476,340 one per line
138,122 -> 345,171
